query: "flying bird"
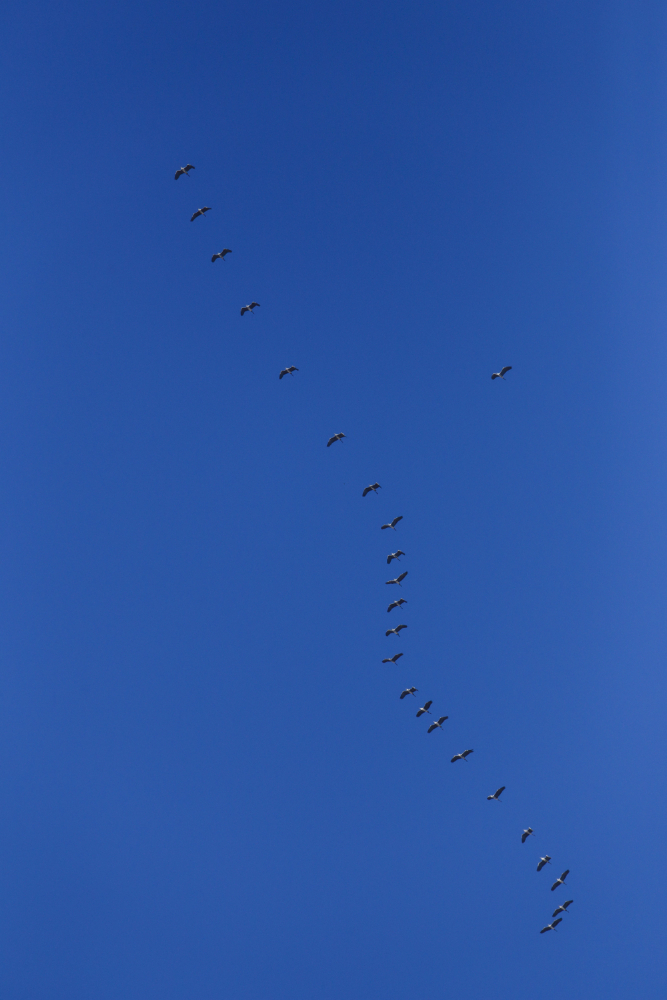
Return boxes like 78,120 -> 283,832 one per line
240,301 -> 260,315
540,918 -> 562,934
363,483 -> 381,496
522,828 -> 535,843
386,572 -> 408,586
211,249 -> 232,262
174,164 -> 195,179
381,516 -> 403,531
387,550 -> 405,564
327,433 -> 345,447
537,856 -> 552,872
386,624 -> 407,637
279,366 -> 299,379
451,749 -> 474,763
416,700 -> 433,718
400,687 -> 418,699
487,786 -> 505,801
387,598 -> 407,613
491,366 -> 512,380
382,653 -> 403,664
552,900 -> 573,918
551,870 -> 569,892
427,716 -> 448,733
190,206 -> 211,221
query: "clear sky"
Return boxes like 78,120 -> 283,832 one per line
1,1 -> 666,997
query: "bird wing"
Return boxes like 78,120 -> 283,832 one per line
382,658 -> 392,663
279,371 -> 286,378
427,723 -> 436,732
175,169 -> 184,179
437,716 -> 447,725
185,164 -> 195,171
563,900 -> 573,910
240,307 -> 248,315
560,870 -> 569,880
423,700 -> 432,710
491,373 -> 499,379
373,483 -> 381,489
250,302 -> 260,308
552,918 -> 562,929
392,516 -> 403,527
500,366 -> 512,376
396,624 -> 407,631
387,603 -> 397,612
387,555 -> 392,564
327,437 -> 335,446
381,524 -> 389,529
495,786 -> 505,797
552,906 -> 563,917
522,832 -> 529,843
190,211 -> 200,220
397,572 -> 407,582
363,487 -> 372,496
550,881 -> 560,891
539,926 -> 550,934
221,248 -> 231,255
400,690 -> 408,699
463,749 -> 473,757
385,629 -> 394,636
537,861 -> 545,870
394,653 -> 403,661
211,254 -> 219,262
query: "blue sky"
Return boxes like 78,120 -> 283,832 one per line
1,1 -> 666,997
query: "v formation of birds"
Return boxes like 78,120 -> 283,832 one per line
176,164 -> 571,936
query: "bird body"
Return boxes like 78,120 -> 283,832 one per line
551,870 -> 569,891
175,164 -> 195,179
363,483 -> 381,496
552,900 -> 573,918
537,856 -> 552,872
400,687 -> 417,699
386,624 -> 407,637
382,653 -> 403,664
487,786 -> 505,801
387,598 -> 407,613
387,550 -> 405,564
190,206 -> 211,220
386,571 -> 408,586
427,716 -> 448,733
211,249 -> 232,262
279,366 -> 299,379
491,366 -> 512,380
416,700 -> 433,718
540,918 -> 562,934
381,516 -> 403,531
451,749 -> 474,763
522,828 -> 535,843
240,301 -> 260,315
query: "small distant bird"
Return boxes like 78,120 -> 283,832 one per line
211,249 -> 232,262
190,206 -> 211,221
551,870 -> 569,892
537,856 -> 552,871
363,483 -> 381,496
540,918 -> 562,934
416,700 -> 433,718
381,516 -> 403,531
387,550 -> 405,564
487,786 -> 505,801
175,164 -> 195,179
451,749 -> 474,763
279,366 -> 299,379
427,716 -> 448,733
521,827 -> 535,843
386,624 -> 407,637
387,598 -> 407,613
382,653 -> 403,664
240,301 -> 260,316
552,900 -> 573,918
491,366 -> 512,380
400,687 -> 418,699
386,572 -> 408,586
327,432 -> 345,447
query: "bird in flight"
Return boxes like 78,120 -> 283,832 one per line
190,206 -> 211,221
551,870 -> 569,892
387,550 -> 405,564
451,749 -> 474,763
521,828 -> 535,843
487,786 -> 505,801
536,856 -> 552,872
211,249 -> 232,262
240,302 -> 260,316
381,516 -> 403,531
327,432 -> 345,447
491,366 -> 512,380
279,366 -> 299,379
416,700 -> 432,718
400,687 -> 418,699
386,572 -> 408,586
363,483 -> 381,496
386,624 -> 407,637
539,918 -> 562,934
175,164 -> 195,179
382,653 -> 403,664
427,716 -> 448,733
552,900 -> 573,918
387,598 -> 407,613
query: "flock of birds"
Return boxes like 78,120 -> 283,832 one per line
175,162 -> 573,937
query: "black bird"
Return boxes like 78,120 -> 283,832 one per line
400,687 -> 418,699
551,870 -> 569,892
190,206 -> 211,221
387,550 -> 405,564
491,366 -> 512,380
279,366 -> 299,379
427,716 -> 448,733
386,624 -> 407,637
382,653 -> 403,664
487,786 -> 505,801
451,749 -> 474,763
240,301 -> 260,315
537,856 -> 552,872
387,598 -> 407,613
363,483 -> 381,496
552,900 -> 573,918
211,249 -> 232,262
416,700 -> 432,718
522,828 -> 535,843
381,516 -> 403,531
327,433 -> 345,447
175,164 -> 195,179
386,572 -> 408,587
540,918 -> 562,934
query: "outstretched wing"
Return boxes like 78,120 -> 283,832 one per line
396,624 -> 407,632
462,749 -> 473,757
491,372 -> 499,379
397,572 -> 408,583
437,716 -> 447,725
552,918 -> 562,929
363,487 -> 372,496
423,700 -> 432,710
391,516 -> 403,527
522,832 -> 529,843
241,307 -> 248,315
500,366 -> 512,377
539,925 -> 551,934
175,168 -> 184,179
327,437 -> 335,446
185,164 -> 195,171
495,786 -> 505,798
279,370 -> 286,379
250,301 -> 260,308
400,690 -> 409,699
190,210 -> 201,221
560,870 -> 569,881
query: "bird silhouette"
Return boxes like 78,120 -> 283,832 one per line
551,870 -> 569,892
175,164 -> 195,179
416,700 -> 432,718
240,301 -> 260,315
327,433 -> 345,447
381,516 -> 403,531
427,716 -> 448,733
400,687 -> 418,699
190,206 -> 211,221
539,918 -> 562,934
386,572 -> 408,586
536,856 -> 552,872
387,550 -> 405,564
382,653 -> 403,664
386,624 -> 407,637
387,598 -> 407,613
279,366 -> 299,379
552,900 -> 573,918
451,749 -> 474,763
363,483 -> 381,496
521,828 -> 535,843
211,249 -> 232,262
491,366 -> 512,380
487,786 -> 505,801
